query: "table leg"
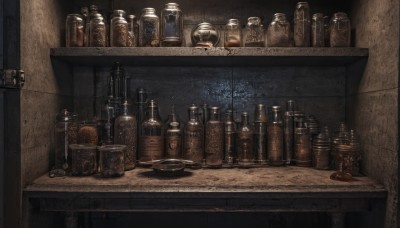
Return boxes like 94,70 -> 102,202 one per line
64,211 -> 78,228
331,212 -> 345,228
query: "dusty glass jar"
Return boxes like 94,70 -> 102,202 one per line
161,3 -> 183,47
66,14 -> 84,47
312,13 -> 325,47
127,15 -> 139,47
139,8 -> 160,47
224,19 -> 241,47
191,22 -> 219,47
90,13 -> 106,47
294,2 -> 311,47
266,13 -> 290,47
183,104 -> 204,164
205,107 -> 224,168
237,112 -> 254,167
244,17 -> 264,47
330,12 -> 351,47
110,10 -> 128,47
69,144 -> 97,176
98,145 -> 126,177
267,106 -> 284,166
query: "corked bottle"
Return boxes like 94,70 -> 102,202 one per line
330,12 -> 351,47
80,7 -> 89,47
164,105 -> 182,159
223,109 -> 236,166
205,107 -> 224,168
110,10 -> 128,47
293,2 -> 311,47
237,112 -> 254,168
267,106 -> 284,166
183,104 -> 204,164
254,104 -> 268,164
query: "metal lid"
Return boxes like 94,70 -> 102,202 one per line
97,144 -> 127,152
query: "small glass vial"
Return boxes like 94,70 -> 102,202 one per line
98,145 -> 126,177
267,106 -> 284,166
66,14 -> 84,47
139,8 -> 160,47
110,10 -> 128,47
224,110 -> 236,166
161,3 -> 183,47
244,17 -> 264,47
295,119 -> 312,167
311,13 -> 325,47
237,112 -> 254,167
77,122 -> 99,145
224,19 -> 241,47
294,2 -> 311,47
330,12 -> 351,47
54,109 -> 78,170
254,104 -> 267,164
114,101 -> 137,170
69,144 -> 97,176
139,100 -> 164,163
205,107 -> 224,168
90,13 -> 106,47
165,105 -> 182,159
266,13 -> 290,47
101,100 -> 115,145
183,104 -> 204,164
127,15 -> 139,47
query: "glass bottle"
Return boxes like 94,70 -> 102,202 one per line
311,13 -> 325,47
294,2 -> 311,47
161,3 -> 183,47
205,107 -> 224,168
90,13 -> 106,47
266,13 -> 290,47
127,15 -> 139,47
110,10 -> 128,47
237,112 -> 254,167
224,19 -> 241,47
54,109 -> 78,171
66,14 -> 84,47
183,104 -> 204,164
224,109 -> 236,166
267,106 -> 284,166
244,17 -> 264,47
139,8 -> 160,47
139,100 -> 164,163
330,12 -> 351,47
135,87 -> 147,153
284,100 -> 296,165
101,100 -> 115,145
254,104 -> 267,164
114,101 -> 137,170
165,105 -> 182,159
98,145 -> 126,177
295,119 -> 312,167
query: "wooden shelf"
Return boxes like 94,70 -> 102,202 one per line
50,47 -> 368,67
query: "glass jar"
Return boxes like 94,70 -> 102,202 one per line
183,104 -> 204,164
224,109 -> 236,166
330,12 -> 351,47
191,22 -> 219,47
266,13 -> 290,47
139,100 -> 164,163
84,5 -> 99,47
267,106 -> 284,166
90,13 -> 106,47
69,144 -> 97,176
165,105 -> 182,159
110,10 -> 128,47
224,19 -> 241,47
139,8 -> 160,47
244,17 -> 264,47
311,13 -> 325,47
294,2 -> 311,47
98,145 -> 126,177
161,3 -> 183,47
66,14 -> 84,47
237,112 -> 254,167
205,107 -> 224,168
114,101 -> 137,170
254,104 -> 267,164
127,15 -> 139,47
54,109 -> 78,171
77,122 -> 98,145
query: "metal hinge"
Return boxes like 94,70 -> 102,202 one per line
0,69 -> 25,88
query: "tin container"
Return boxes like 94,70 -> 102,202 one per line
98,145 -> 126,177
69,144 -> 97,176
205,107 -> 224,168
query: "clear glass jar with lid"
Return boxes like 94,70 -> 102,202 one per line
110,10 -> 128,47
66,14 -> 84,47
139,8 -> 160,47
244,17 -> 264,47
311,13 -> 325,47
294,2 -> 311,47
161,3 -> 183,47
191,22 -> 219,47
330,12 -> 351,47
224,19 -> 241,47
266,13 -> 290,47
90,13 -> 106,47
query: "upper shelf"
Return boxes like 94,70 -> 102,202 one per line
50,47 -> 368,67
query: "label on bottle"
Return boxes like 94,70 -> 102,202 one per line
184,128 -> 204,163
166,135 -> 181,158
205,122 -> 224,165
267,125 -> 283,162
139,136 -> 164,162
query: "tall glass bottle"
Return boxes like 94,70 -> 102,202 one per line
294,2 -> 311,47
165,105 -> 182,159
161,3 -> 183,47
237,112 -> 254,167
224,109 -> 236,166
127,15 -> 139,47
139,8 -> 160,47
224,19 -> 241,47
183,104 -> 204,164
267,106 -> 284,166
135,87 -> 147,156
254,104 -> 267,164
114,101 -> 137,170
110,10 -> 128,47
284,100 -> 296,165
139,100 -> 164,163
244,17 -> 264,47
205,107 -> 224,168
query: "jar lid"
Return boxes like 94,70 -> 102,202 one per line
69,144 -> 97,150
165,3 -> 179,7
97,144 -> 127,152
113,10 -> 126,17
